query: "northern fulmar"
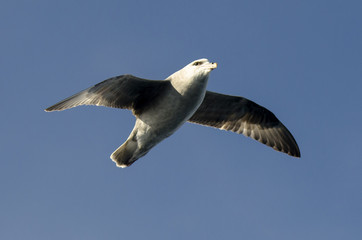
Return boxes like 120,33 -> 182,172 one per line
45,59 -> 300,168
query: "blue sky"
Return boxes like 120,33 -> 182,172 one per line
1,0 -> 361,239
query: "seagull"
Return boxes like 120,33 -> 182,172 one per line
45,58 -> 300,168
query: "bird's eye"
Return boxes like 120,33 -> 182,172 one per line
193,61 -> 201,66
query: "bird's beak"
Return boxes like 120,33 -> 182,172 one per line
210,62 -> 217,70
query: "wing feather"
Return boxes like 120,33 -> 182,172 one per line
189,91 -> 300,157
45,75 -> 170,115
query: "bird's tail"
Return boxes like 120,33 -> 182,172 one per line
110,138 -> 139,168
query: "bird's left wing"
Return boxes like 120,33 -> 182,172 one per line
45,74 -> 170,115
188,91 -> 300,157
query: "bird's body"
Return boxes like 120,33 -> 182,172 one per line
110,61 -> 214,167
45,59 -> 300,168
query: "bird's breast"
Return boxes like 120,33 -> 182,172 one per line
137,80 -> 207,136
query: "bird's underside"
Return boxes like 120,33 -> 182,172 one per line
45,59 -> 300,168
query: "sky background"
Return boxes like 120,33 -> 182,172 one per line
1,0 -> 361,239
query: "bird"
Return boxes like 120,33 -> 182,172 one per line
45,58 -> 300,168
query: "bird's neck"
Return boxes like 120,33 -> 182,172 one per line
167,71 -> 209,96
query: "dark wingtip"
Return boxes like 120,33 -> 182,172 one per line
44,106 -> 54,112
289,146 -> 301,158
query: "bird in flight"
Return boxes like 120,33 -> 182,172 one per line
45,59 -> 300,168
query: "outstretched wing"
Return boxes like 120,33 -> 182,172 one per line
45,75 -> 170,115
188,91 -> 300,157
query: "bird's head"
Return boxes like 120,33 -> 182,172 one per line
184,58 -> 218,78
167,58 -> 217,82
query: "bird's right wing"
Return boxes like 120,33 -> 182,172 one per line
189,91 -> 300,157
45,75 -> 170,115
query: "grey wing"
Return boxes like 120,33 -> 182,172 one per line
188,91 -> 300,157
45,74 -> 170,115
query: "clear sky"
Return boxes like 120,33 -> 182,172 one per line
1,0 -> 361,239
